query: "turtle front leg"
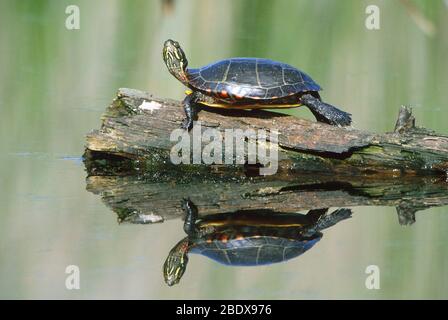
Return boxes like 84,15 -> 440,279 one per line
300,94 -> 352,127
181,198 -> 199,236
181,92 -> 200,130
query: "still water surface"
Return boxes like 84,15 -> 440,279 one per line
0,0 -> 447,299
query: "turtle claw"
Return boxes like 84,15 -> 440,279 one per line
181,118 -> 193,131
181,198 -> 197,217
330,208 -> 352,221
181,198 -> 192,211
332,111 -> 352,127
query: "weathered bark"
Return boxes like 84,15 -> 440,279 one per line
86,172 -> 448,226
84,88 -> 448,176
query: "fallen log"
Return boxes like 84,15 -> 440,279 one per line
84,88 -> 448,176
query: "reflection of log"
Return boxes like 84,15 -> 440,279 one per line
85,173 -> 448,225
84,88 -> 448,176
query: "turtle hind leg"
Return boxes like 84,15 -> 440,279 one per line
316,208 -> 352,231
300,94 -> 352,127
306,208 -> 329,223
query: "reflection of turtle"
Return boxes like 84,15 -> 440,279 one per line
163,198 -> 352,286
162,39 -> 352,130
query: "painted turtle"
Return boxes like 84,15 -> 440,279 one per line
163,198 -> 352,286
162,39 -> 352,130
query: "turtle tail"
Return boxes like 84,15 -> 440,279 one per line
301,94 -> 352,127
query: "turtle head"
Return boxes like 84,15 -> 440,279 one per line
163,39 -> 189,84
163,238 -> 189,286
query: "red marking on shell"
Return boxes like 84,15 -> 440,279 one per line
220,90 -> 229,98
235,235 -> 244,240
206,88 -> 212,93
206,238 -> 212,243
235,94 -> 244,100
221,235 -> 228,243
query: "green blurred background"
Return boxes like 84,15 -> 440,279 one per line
0,0 -> 447,299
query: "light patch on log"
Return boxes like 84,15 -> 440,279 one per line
139,100 -> 162,113
138,213 -> 163,223
122,212 -> 164,224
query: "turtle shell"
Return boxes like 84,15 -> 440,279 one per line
189,234 -> 322,266
187,58 -> 321,101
